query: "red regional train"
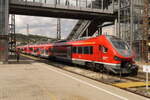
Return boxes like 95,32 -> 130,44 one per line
17,35 -> 138,75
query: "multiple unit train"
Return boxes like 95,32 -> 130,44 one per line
17,35 -> 138,75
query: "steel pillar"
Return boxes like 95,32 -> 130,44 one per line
57,18 -> 61,40
0,0 -> 9,64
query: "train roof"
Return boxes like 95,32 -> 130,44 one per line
17,35 -> 120,47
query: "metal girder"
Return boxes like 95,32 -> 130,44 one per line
9,0 -> 115,20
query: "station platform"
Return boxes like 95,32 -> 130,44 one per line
113,81 -> 150,88
0,54 -> 148,100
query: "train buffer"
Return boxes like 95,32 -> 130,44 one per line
113,81 -> 150,88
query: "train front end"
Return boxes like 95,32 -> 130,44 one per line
106,36 -> 138,75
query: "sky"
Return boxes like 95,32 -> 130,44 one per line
15,15 -> 114,39
15,15 -> 78,39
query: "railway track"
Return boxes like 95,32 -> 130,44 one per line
22,54 -> 150,98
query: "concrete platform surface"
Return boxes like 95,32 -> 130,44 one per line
0,56 -> 149,100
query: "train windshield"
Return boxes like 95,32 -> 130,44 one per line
111,39 -> 129,50
107,36 -> 131,57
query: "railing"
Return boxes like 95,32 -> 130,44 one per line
11,0 -> 115,12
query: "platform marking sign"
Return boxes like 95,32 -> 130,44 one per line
143,65 -> 150,73
143,65 -> 150,90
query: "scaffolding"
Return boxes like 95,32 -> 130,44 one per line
9,14 -> 16,53
141,0 -> 149,62
118,0 -> 150,61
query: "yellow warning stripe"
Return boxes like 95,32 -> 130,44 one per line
113,81 -> 150,88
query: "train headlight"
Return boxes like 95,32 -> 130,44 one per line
148,42 -> 150,46
114,56 -> 121,61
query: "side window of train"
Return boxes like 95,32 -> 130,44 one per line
72,47 -> 77,53
89,46 -> 93,54
82,46 -> 93,54
84,46 -> 89,54
78,47 -> 82,54
100,45 -> 108,53
29,48 -> 32,51
41,49 -> 44,54
49,48 -> 51,52
45,49 -> 48,54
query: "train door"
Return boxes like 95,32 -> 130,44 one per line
67,46 -> 72,59
95,45 -> 102,62
100,45 -> 109,62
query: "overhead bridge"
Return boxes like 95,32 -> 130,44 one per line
67,0 -> 117,40
10,0 -> 115,20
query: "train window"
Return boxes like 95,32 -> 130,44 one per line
49,48 -> 52,52
84,47 -> 89,54
37,48 -> 40,51
72,47 -> 77,53
89,46 -> 93,54
78,47 -> 82,54
45,50 -> 49,54
29,48 -> 33,51
108,36 -> 129,50
99,45 -> 101,51
101,46 -> 108,53
34,49 -> 36,53
41,49 -> 44,54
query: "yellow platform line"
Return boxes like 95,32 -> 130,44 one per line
113,81 -> 150,88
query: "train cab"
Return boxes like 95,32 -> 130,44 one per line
103,35 -> 138,75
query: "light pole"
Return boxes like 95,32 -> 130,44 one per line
27,24 -> 30,51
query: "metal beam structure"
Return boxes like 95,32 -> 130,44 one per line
9,14 -> 16,54
118,0 -> 150,61
0,0 -> 9,64
9,0 -> 115,20
67,0 -> 117,40
141,0 -> 149,62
